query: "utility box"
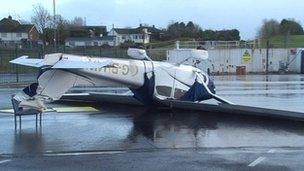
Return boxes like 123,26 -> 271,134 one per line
236,66 -> 246,75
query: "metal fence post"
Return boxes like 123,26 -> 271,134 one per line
0,49 -> 2,66
15,44 -> 19,82
266,40 -> 269,75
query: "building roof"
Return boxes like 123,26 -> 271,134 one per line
65,36 -> 116,42
138,25 -> 163,34
0,16 -> 34,33
69,25 -> 107,34
113,25 -> 163,35
13,24 -> 35,32
113,28 -> 141,34
69,25 -> 106,30
0,17 -> 19,27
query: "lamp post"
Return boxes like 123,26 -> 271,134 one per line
53,0 -> 57,52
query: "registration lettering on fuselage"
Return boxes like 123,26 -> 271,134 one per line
87,61 -> 139,76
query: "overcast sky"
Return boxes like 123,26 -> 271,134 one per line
1,0 -> 304,39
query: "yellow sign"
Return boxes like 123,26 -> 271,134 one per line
242,50 -> 252,64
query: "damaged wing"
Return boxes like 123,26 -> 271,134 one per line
52,58 -> 113,69
10,54 -> 114,69
37,70 -> 94,100
10,53 -> 115,101
10,56 -> 45,68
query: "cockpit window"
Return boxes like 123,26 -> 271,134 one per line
156,86 -> 172,97
174,88 -> 187,99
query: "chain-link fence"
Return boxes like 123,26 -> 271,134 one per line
0,40 -> 302,84
0,45 -> 41,84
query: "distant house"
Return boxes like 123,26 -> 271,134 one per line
108,27 -> 150,44
68,26 -> 107,38
65,36 -> 118,47
0,16 -> 39,44
137,24 -> 165,41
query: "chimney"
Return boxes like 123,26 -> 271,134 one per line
152,25 -> 155,28
139,24 -> 142,27
8,16 -> 12,20
142,28 -> 148,34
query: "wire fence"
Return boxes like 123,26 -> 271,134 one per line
0,40 -> 300,84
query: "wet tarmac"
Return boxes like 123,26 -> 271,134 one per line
215,74 -> 304,113
1,74 -> 304,170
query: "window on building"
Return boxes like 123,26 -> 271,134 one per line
69,42 -> 75,46
134,35 -> 138,39
122,35 -> 126,39
16,33 -> 22,37
85,41 -> 91,46
1,33 -> 7,37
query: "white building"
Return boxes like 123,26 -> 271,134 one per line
108,27 -> 150,44
0,16 -> 39,44
65,36 -> 118,47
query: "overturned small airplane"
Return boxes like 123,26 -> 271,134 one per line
10,48 -> 232,110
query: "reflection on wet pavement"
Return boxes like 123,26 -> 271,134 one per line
1,103 -> 304,155
213,75 -> 304,112
13,129 -> 44,154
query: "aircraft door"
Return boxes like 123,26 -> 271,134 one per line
154,63 -> 176,99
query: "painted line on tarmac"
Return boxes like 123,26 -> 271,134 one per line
44,151 -> 126,157
248,149 -> 277,167
248,157 -> 266,167
0,159 -> 11,164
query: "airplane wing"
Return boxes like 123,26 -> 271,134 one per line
10,55 -> 114,69
52,58 -> 113,69
10,54 -> 115,101
37,70 -> 95,100
10,56 -> 45,68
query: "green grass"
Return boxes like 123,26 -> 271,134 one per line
265,35 -> 304,48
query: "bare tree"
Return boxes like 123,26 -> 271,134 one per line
56,15 -> 70,44
257,19 -> 280,40
31,4 -> 51,44
70,17 -> 85,26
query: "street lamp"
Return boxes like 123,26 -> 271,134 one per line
53,0 -> 57,52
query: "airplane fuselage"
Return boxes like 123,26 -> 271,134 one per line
67,55 -> 213,101
12,52 -> 224,104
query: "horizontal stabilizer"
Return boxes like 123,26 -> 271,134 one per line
10,56 -> 45,68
